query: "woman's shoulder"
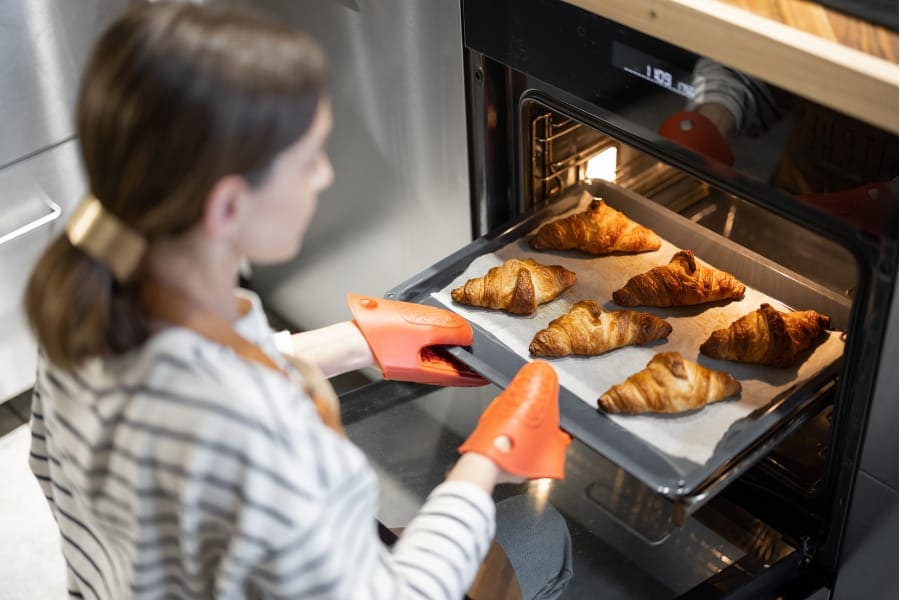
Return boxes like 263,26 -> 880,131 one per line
136,328 -> 371,489
82,327 -> 313,437
138,326 -> 302,399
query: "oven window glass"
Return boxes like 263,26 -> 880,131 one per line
521,99 -> 859,299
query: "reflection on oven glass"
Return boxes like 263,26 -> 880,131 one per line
523,98 -> 858,295
527,477 -> 554,513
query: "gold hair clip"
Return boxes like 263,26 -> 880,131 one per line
65,195 -> 147,283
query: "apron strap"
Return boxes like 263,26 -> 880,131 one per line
140,282 -> 344,434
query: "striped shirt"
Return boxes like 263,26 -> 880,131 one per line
686,58 -> 789,136
30,290 -> 495,599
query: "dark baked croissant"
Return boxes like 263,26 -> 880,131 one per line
530,199 -> 661,255
700,303 -> 831,367
612,249 -> 745,307
598,352 -> 741,414
451,258 -> 577,315
529,300 -> 672,357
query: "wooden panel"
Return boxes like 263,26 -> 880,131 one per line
721,0 -> 898,61
562,0 -> 899,133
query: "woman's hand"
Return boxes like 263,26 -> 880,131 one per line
446,452 -> 521,495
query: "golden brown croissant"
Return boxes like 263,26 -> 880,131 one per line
700,303 -> 831,367
451,258 -> 577,315
598,352 -> 741,414
612,249 -> 745,307
529,300 -> 672,357
530,199 -> 661,255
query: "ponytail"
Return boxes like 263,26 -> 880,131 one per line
26,2 -> 325,371
24,236 -> 146,370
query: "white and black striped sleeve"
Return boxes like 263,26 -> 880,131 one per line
381,481 -> 496,600
240,420 -> 496,600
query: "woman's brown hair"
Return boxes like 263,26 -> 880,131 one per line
26,1 -> 325,369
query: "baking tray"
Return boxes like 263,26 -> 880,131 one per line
386,181 -> 849,515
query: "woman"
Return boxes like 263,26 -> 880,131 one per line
25,2 -> 572,598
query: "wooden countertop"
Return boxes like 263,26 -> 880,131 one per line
562,0 -> 899,133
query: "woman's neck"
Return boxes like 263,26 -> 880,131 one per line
144,232 -> 243,322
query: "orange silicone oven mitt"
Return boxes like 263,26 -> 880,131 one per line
459,361 -> 571,480
658,110 -> 734,166
348,293 -> 488,387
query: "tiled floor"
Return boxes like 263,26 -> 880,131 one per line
0,392 -> 30,436
0,392 -> 67,600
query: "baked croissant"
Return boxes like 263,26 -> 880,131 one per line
598,352 -> 741,414
530,199 -> 661,255
529,300 -> 672,357
700,303 -> 831,367
612,249 -> 745,307
451,258 -> 577,315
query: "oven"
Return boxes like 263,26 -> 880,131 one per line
328,2 -> 899,598
456,0 -> 898,585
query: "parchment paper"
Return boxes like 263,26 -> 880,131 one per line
432,195 -> 844,465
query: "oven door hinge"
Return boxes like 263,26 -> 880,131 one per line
798,535 -> 817,565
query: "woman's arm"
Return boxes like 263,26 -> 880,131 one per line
288,321 -> 374,378
238,394 -> 501,600
284,296 -> 485,385
686,58 -> 791,137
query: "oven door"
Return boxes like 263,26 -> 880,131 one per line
338,378 -> 827,599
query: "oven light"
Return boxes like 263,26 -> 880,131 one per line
584,146 -> 618,181
711,548 -> 734,566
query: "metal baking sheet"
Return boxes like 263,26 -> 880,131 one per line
386,181 -> 849,504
